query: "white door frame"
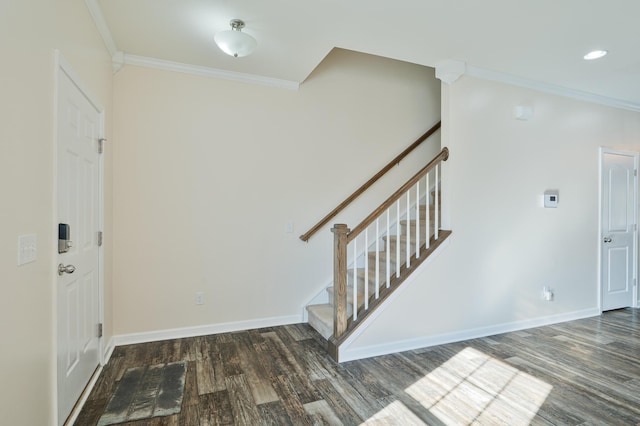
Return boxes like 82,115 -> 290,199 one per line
598,147 -> 638,312
52,50 -> 106,422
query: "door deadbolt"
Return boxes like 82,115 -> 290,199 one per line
603,237 -> 612,243
58,223 -> 72,254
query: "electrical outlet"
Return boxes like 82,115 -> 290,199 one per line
195,292 -> 204,305
542,286 -> 554,301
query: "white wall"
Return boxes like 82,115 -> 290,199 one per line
0,1 -> 112,424
112,48 -> 441,335
346,76 -> 640,355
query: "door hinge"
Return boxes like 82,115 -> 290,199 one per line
97,231 -> 103,247
98,138 -> 106,154
97,323 -> 103,338
635,169 -> 638,177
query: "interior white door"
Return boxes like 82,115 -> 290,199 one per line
601,150 -> 637,311
56,67 -> 102,425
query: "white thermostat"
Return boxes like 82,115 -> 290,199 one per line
544,190 -> 559,208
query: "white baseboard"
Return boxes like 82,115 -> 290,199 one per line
103,336 -> 116,365
67,364 -> 104,426
112,314 -> 303,347
66,336 -> 116,425
339,307 -> 600,362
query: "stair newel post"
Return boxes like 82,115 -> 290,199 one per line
328,224 -> 349,361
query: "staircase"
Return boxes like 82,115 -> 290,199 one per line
298,123 -> 450,362
310,150 -> 451,361
306,204 -> 441,340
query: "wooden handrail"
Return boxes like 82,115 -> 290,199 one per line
347,147 -> 449,242
299,121 -> 442,242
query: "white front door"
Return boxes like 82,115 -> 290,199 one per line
56,64 -> 103,425
601,149 -> 637,311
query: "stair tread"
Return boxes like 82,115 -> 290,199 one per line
306,303 -> 333,314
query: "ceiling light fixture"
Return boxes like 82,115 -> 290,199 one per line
214,19 -> 257,58
583,50 -> 608,60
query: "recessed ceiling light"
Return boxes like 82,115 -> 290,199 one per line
584,50 -> 608,60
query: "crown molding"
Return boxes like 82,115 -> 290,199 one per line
466,65 -> 640,113
121,54 -> 300,90
436,59 -> 466,85
84,0 -> 118,57
112,51 -> 125,74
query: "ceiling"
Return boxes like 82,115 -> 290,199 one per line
91,0 -> 640,109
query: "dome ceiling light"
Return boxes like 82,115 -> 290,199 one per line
214,19 -> 257,58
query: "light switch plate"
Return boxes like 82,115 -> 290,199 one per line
18,234 -> 37,265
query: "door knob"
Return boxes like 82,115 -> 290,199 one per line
58,263 -> 76,276
603,237 -> 612,243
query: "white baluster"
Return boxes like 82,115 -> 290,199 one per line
435,165 -> 439,240
353,238 -> 357,321
396,200 -> 401,278
406,191 -> 411,268
364,229 -> 369,310
386,209 -> 391,288
375,219 -> 380,299
416,180 -> 420,258
426,173 -> 430,249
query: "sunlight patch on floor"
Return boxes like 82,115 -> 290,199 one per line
404,347 -> 553,425
361,400 -> 427,425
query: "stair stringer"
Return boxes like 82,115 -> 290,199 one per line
334,236 -> 451,362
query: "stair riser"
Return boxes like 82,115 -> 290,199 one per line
306,308 -> 333,340
411,208 -> 438,220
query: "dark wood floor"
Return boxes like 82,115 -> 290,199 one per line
76,309 -> 640,425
